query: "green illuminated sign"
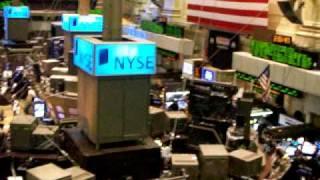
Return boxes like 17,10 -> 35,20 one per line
236,72 -> 302,98
165,25 -> 184,38
0,0 -> 25,9
141,20 -> 184,38
89,9 -> 102,15
141,21 -> 164,34
250,40 -> 314,69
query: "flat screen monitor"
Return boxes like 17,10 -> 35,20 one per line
286,146 -> 297,156
182,61 -> 194,77
302,141 -> 317,155
201,68 -> 216,82
33,97 -> 46,118
165,91 -> 189,111
279,114 -> 304,126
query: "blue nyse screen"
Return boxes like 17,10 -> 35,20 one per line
74,38 -> 95,75
62,14 -> 103,32
74,37 -> 156,76
3,6 -> 30,19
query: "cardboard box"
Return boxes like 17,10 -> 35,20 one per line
149,107 -> 169,137
172,154 -> 199,180
229,149 -> 262,177
26,163 -> 71,180
65,166 -> 95,180
199,145 -> 229,180
10,115 -> 37,151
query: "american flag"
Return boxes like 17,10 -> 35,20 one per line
258,65 -> 271,102
187,0 -> 269,33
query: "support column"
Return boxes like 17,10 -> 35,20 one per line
12,0 -> 20,6
102,0 -> 122,41
294,1 -> 320,52
78,0 -> 90,15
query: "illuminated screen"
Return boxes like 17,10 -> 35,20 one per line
3,6 -> 30,19
73,37 -> 95,75
286,146 -> 297,156
74,37 -> 157,76
33,97 -> 46,118
165,91 -> 189,110
123,25 -> 149,39
201,68 -> 216,82
34,103 -> 45,118
62,14 -> 103,32
182,62 -> 193,76
302,142 -> 317,155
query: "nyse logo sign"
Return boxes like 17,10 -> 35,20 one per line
4,6 -> 30,19
74,37 -> 156,77
95,44 -> 156,76
62,14 -> 103,32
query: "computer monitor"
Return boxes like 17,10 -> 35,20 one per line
279,114 -> 304,126
33,97 -> 46,118
286,146 -> 297,156
302,141 -> 317,155
201,68 -> 216,82
182,59 -> 203,79
183,62 -> 193,77
165,91 -> 190,111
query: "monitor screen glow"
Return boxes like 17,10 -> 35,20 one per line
165,91 -> 189,110
182,62 -> 193,76
302,141 -> 317,155
201,68 -> 216,82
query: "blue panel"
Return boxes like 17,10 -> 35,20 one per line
3,6 -> 30,19
62,14 -> 103,32
123,26 -> 149,39
73,37 -> 95,75
201,68 -> 216,82
94,43 -> 156,76
73,37 -> 157,76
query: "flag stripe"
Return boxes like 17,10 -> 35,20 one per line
187,0 -> 268,11
187,15 -> 266,32
188,4 -> 268,18
188,9 -> 267,26
218,0 -> 268,3
187,0 -> 268,33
